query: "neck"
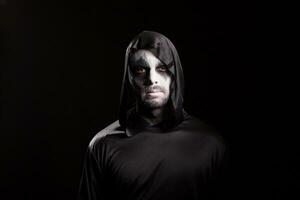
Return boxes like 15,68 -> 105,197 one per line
136,105 -> 166,125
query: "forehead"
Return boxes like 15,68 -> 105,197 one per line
130,49 -> 162,67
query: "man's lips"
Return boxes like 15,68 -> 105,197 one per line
146,90 -> 162,94
145,91 -> 163,98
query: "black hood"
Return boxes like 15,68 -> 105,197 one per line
119,31 -> 185,131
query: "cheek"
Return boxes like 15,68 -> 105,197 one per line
162,78 -> 171,89
132,78 -> 145,90
157,74 -> 171,90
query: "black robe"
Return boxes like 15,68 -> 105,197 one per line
78,111 -> 228,200
78,31 -> 229,200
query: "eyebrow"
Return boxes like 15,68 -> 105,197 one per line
133,57 -> 151,68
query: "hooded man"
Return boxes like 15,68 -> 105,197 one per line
78,31 -> 228,200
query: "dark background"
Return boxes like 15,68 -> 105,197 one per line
1,0 -> 296,200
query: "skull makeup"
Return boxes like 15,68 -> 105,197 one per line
129,49 -> 172,109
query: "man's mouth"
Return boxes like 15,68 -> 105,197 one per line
145,91 -> 163,98
146,90 -> 161,94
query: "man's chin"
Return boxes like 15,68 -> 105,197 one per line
142,99 -> 167,109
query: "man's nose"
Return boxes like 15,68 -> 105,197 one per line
144,69 -> 158,86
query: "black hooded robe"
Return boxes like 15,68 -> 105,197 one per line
78,31 -> 228,200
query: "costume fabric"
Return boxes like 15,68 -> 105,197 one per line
78,31 -> 228,200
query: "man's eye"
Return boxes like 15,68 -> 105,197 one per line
157,66 -> 167,72
134,67 -> 146,74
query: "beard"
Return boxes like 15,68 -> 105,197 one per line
141,95 -> 169,109
139,85 -> 169,109
132,83 -> 171,109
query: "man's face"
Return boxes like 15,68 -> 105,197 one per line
129,49 -> 172,108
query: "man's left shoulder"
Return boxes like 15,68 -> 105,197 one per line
184,115 -> 227,150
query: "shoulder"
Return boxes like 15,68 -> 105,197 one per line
187,115 -> 229,165
88,120 -> 125,152
183,114 -> 219,134
184,114 -> 227,152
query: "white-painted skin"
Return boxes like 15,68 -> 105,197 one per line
129,50 -> 171,124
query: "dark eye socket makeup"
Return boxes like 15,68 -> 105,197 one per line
132,65 -> 168,75
156,65 -> 167,72
134,66 -> 146,75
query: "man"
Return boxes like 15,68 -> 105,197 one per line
78,31 -> 228,200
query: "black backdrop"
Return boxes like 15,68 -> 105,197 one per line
1,1 -> 294,200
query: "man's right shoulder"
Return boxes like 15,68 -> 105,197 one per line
88,120 -> 125,150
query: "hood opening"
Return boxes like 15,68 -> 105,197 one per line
119,30 -> 186,131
